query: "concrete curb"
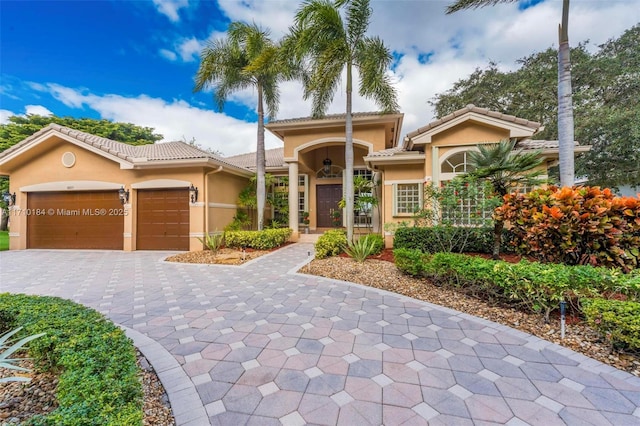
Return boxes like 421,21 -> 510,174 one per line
121,325 -> 209,426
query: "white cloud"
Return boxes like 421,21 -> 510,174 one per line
152,0 -> 189,23
159,48 -> 178,61
177,37 -> 202,62
0,110 -> 13,124
25,105 -> 53,117
29,84 -> 281,157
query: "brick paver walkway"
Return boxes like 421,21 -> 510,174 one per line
1,244 -> 639,425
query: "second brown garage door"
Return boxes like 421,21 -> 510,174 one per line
28,191 -> 124,249
137,188 -> 189,250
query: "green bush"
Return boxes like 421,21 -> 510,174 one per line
315,229 -> 347,259
393,226 -> 508,254
363,233 -> 384,255
394,252 -> 640,322
0,294 -> 143,425
582,298 -> 640,351
393,248 -> 430,276
225,228 -> 292,250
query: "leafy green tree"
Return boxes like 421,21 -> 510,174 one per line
286,0 -> 399,242
0,115 -> 161,152
447,0 -> 575,187
465,139 -> 544,259
194,22 -> 282,231
430,25 -> 639,189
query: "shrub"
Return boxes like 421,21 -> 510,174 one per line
0,294 -> 143,425
394,252 -> 640,322
496,186 -> 640,270
344,236 -> 378,262
225,228 -> 292,250
198,232 -> 224,253
582,298 -> 640,351
315,229 -> 347,259
393,248 -> 430,276
394,226 -> 506,254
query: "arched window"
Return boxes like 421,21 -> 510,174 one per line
441,151 -> 475,174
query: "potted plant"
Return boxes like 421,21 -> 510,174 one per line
331,210 -> 342,227
302,212 -> 310,233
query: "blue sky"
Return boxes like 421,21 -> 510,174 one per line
1,0 -> 639,156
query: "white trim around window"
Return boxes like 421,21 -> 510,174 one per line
392,180 -> 423,216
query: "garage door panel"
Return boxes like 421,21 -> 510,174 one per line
28,191 -> 123,249
137,189 -> 189,250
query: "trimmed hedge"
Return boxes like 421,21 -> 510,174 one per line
225,228 -> 292,250
393,250 -> 640,322
582,298 -> 640,351
0,294 -> 143,425
314,229 -> 347,259
393,226 -> 510,254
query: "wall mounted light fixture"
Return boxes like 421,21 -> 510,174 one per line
189,184 -> 199,203
118,186 -> 130,205
2,191 -> 16,206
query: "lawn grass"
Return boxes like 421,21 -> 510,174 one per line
0,230 -> 8,251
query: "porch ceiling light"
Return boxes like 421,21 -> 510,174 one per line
189,184 -> 199,203
118,186 -> 130,205
323,157 -> 332,174
2,191 -> 16,206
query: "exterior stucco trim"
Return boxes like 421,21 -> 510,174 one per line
131,179 -> 191,189
20,180 -> 123,192
292,137 -> 374,162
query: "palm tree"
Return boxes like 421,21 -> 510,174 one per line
447,0 -> 575,187
466,139 -> 544,259
194,22 -> 281,231
286,0 -> 399,241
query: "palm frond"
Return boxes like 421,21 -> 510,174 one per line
446,0 -> 517,14
355,37 -> 399,112
345,0 -> 372,47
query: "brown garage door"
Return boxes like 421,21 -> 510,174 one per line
137,188 -> 189,250
28,191 -> 124,249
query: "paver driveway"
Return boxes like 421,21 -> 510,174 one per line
1,243 -> 639,425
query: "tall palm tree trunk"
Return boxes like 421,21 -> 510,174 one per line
558,0 -> 574,187
256,83 -> 266,230
345,62 -> 355,242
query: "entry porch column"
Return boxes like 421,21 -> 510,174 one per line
288,161 -> 299,238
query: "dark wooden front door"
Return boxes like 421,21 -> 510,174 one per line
28,191 -> 123,249
316,184 -> 342,227
137,189 -> 190,250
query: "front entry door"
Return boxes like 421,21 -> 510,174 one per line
317,184 -> 342,227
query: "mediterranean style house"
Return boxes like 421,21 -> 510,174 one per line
0,105 -> 589,251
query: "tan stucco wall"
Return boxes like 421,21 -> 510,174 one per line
206,172 -> 249,234
430,121 -> 511,147
283,124 -> 388,159
3,137 -> 246,251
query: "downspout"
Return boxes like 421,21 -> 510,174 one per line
204,166 -> 224,236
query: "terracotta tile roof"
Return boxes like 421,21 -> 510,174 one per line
365,146 -> 409,157
406,104 -> 541,139
0,123 -> 248,171
268,111 -> 390,125
226,148 -> 285,169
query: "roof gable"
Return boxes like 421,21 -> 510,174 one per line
406,104 -> 541,145
0,124 -> 251,175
